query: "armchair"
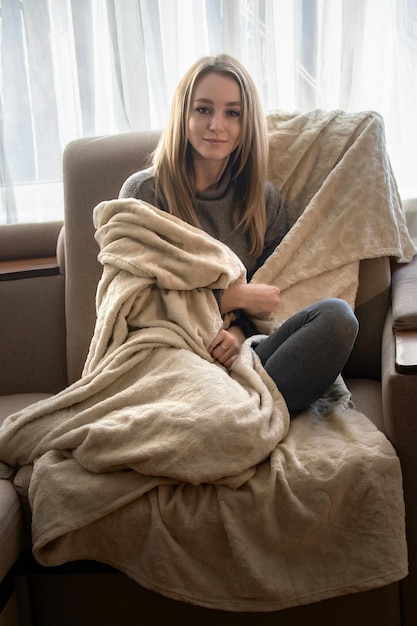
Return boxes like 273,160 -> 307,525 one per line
0,220 -> 66,625
1,115 -> 416,626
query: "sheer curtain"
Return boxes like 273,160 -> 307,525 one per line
1,0 -> 417,238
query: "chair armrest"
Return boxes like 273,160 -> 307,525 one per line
391,255 -> 417,330
0,257 -> 59,281
391,255 -> 417,373
0,221 -> 63,263
395,331 -> 417,374
382,310 -> 417,625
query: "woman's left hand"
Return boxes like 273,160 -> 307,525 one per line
208,326 -> 246,368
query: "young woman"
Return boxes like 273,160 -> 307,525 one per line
119,54 -> 358,416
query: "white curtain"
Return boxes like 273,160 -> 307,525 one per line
1,0 -> 417,238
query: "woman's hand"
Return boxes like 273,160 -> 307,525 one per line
221,283 -> 280,320
208,326 -> 246,368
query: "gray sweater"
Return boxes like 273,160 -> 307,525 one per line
119,166 -> 288,279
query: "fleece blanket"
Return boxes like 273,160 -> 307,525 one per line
0,110 -> 414,612
255,109 -> 415,327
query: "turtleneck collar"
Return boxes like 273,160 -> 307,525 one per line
195,166 -> 232,201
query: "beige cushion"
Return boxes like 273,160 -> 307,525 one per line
344,257 -> 391,380
346,378 -> 384,432
0,480 -> 24,582
0,394 -> 51,427
0,394 -> 51,580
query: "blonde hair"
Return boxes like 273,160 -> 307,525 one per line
153,54 -> 268,258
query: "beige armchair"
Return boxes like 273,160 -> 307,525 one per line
0,120 -> 416,626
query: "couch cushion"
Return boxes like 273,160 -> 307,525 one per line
344,257 -> 391,380
346,378 -> 384,432
0,394 -> 52,571
0,394 -> 52,428
0,481 -> 24,582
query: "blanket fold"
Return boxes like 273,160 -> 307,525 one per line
0,109 -> 413,612
255,110 -> 416,325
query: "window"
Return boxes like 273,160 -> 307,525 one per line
1,0 -> 416,239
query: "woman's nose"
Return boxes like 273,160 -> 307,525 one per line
208,112 -> 224,131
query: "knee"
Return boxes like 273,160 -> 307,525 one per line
320,298 -> 359,342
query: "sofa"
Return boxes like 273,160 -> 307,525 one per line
0,121 -> 416,626
0,220 -> 66,625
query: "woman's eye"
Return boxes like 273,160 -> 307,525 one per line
227,110 -> 241,118
196,107 -> 211,115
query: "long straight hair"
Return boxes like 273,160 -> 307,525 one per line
153,54 -> 269,258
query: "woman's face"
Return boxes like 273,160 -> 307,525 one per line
187,72 -> 241,168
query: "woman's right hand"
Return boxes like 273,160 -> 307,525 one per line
221,283 -> 280,320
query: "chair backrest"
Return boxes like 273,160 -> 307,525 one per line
344,256 -> 390,380
63,130 -> 390,384
63,130 -> 161,383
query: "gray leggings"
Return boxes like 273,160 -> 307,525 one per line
253,298 -> 359,416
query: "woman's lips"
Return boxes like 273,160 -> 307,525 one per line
204,138 -> 227,146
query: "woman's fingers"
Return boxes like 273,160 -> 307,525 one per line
208,329 -> 242,366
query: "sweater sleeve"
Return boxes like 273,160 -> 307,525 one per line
119,167 -> 159,207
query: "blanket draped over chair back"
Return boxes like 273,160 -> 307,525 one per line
0,110 -> 414,611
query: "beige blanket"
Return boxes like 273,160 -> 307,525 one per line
256,109 -> 415,326
0,110 -> 414,612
